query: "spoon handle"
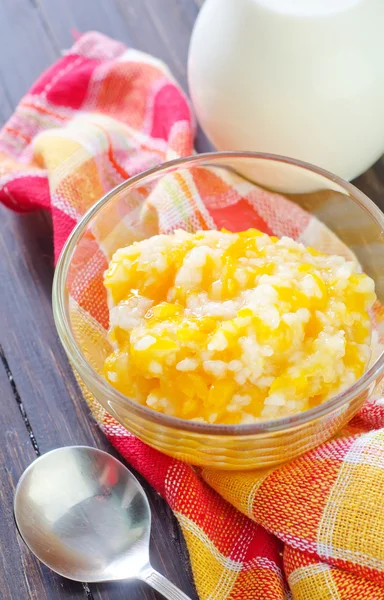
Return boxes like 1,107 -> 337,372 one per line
139,564 -> 193,600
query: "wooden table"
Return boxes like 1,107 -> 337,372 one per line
0,2 -> 206,598
0,1 -> 383,599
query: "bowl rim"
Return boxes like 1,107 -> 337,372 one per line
53,151 -> 384,436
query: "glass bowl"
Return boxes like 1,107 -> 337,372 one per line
53,152 -> 384,470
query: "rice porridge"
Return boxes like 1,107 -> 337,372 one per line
103,229 -> 375,424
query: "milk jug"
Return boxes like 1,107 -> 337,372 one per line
188,0 -> 384,180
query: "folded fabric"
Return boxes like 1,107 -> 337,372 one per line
2,31 -> 384,600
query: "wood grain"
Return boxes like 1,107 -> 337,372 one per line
0,0 -> 383,599
0,347 -> 86,599
0,0 -> 57,104
353,155 -> 384,212
0,1 -> 201,598
0,176 -> 196,600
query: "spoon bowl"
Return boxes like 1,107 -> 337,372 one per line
14,446 -> 192,599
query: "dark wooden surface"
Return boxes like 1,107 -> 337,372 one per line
0,1 -> 383,599
0,2 -> 206,599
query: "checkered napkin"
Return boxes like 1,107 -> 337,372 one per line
2,32 -> 384,600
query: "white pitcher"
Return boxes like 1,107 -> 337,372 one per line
188,0 -> 384,181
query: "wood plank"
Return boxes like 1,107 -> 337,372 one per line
0,0 -> 58,105
0,207 -> 197,599
0,0 -> 200,596
0,72 -> 14,123
34,0 -> 134,50
353,156 -> 384,213
0,348 -> 86,599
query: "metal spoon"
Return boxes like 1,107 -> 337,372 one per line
14,446 -> 192,599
